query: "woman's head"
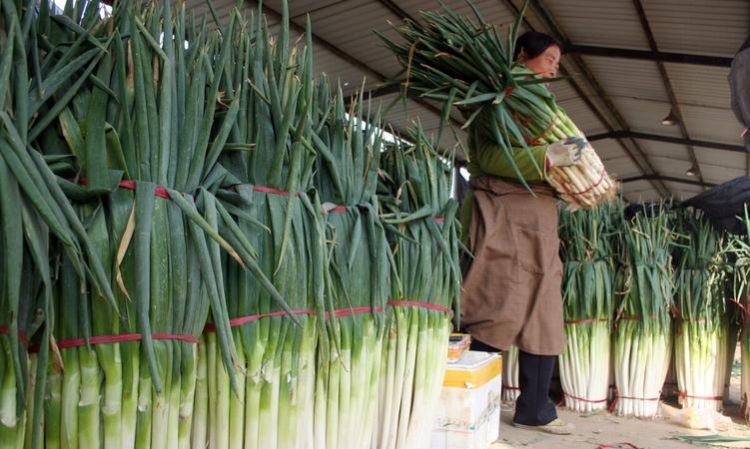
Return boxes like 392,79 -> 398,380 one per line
513,31 -> 561,78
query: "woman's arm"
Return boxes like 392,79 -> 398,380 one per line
471,128 -> 548,182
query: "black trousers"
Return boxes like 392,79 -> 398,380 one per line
470,339 -> 557,426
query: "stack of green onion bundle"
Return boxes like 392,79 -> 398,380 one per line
502,346 -> 520,402
194,5 -> 323,448
558,204 -> 616,412
378,1 -> 617,207
8,2 -> 282,448
725,206 -> 750,421
374,124 -> 460,449
613,204 -> 675,418
311,81 -> 390,449
1,2 -> 125,445
672,209 -> 730,412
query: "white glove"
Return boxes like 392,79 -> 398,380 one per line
546,136 -> 587,167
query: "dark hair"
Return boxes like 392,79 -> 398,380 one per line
513,31 -> 561,61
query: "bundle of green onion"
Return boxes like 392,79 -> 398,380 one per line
725,207 -> 750,421
558,203 -> 617,412
374,124 -> 460,449
672,209 -> 730,412
0,2 -> 124,444
378,0 -> 617,206
190,4 -> 323,449
613,204 -> 675,418
311,79 -> 390,449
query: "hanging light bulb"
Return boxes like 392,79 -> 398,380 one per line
685,163 -> 699,177
661,108 -> 679,126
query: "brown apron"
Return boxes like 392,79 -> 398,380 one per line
461,176 -> 565,356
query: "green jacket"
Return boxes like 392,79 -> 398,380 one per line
466,108 -> 548,182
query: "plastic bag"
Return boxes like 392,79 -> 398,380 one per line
659,402 -> 732,432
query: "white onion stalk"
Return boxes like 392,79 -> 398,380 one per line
502,346 -> 521,403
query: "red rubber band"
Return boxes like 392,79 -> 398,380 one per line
29,332 -> 197,353
678,391 -> 723,401
0,325 -> 29,347
570,169 -> 605,196
563,392 -> 608,404
598,444 -> 641,449
618,315 -> 657,321
609,388 -> 662,413
504,87 -> 514,96
614,394 -> 660,401
522,113 -> 559,147
564,318 -> 608,325
333,306 -> 380,318
386,300 -> 452,314
203,301 -> 453,333
564,168 -> 606,197
117,180 -> 171,200
78,178 -> 173,200
434,217 -> 445,224
556,173 -> 585,207
329,206 -> 348,214
253,185 -> 291,196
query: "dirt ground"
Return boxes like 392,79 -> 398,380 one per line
490,361 -> 750,449
491,404 -> 750,449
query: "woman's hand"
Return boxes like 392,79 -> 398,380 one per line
545,136 -> 587,167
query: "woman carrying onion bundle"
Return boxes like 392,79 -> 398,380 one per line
461,32 -> 585,435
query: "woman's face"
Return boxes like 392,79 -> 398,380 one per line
521,45 -> 561,78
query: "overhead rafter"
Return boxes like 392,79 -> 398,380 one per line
631,0 -> 704,188
343,82 -> 401,106
500,0 -> 671,198
564,44 -> 733,67
622,175 -> 716,188
588,131 -> 747,154
256,1 -> 464,134
376,0 -> 419,24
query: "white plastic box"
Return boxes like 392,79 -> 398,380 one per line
429,351 -> 502,449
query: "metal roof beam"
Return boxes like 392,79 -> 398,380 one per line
564,44 -> 733,67
622,175 -> 716,188
631,0 -> 703,187
502,0 -> 671,197
376,0 -> 419,24
588,131 -> 747,153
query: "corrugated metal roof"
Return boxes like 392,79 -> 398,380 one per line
642,0 -> 749,56
581,56 -> 669,102
557,98 -> 608,135
186,0 -> 749,202
541,0 -> 651,50
598,157 -> 642,179
694,147 -> 746,171
609,97 -> 684,138
635,140 -> 691,161
625,179 -> 660,201
680,104 -> 744,144
593,138 -> 630,161
665,63 -> 732,110
662,182 -> 703,201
